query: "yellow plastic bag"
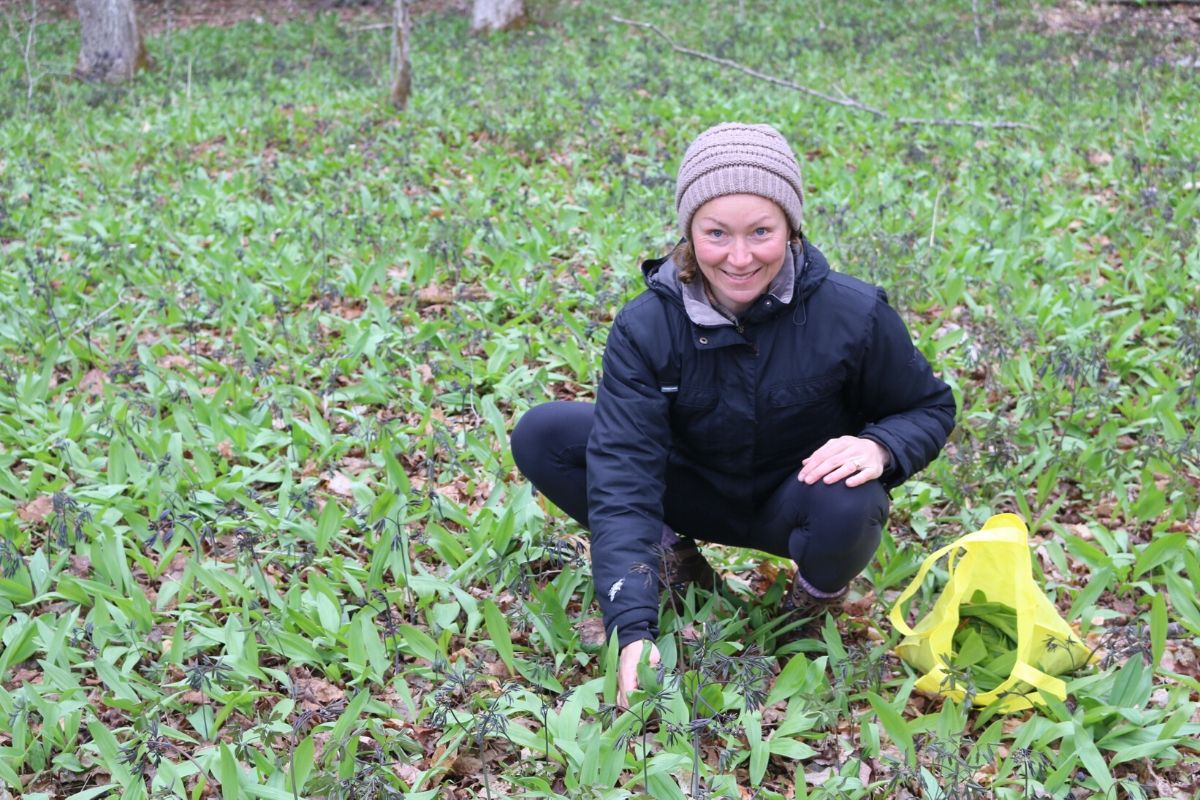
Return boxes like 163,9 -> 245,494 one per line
889,513 -> 1092,712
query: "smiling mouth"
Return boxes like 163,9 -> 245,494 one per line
721,266 -> 762,282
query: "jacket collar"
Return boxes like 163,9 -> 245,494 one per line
643,239 -> 827,329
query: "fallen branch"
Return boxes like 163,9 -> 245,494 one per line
611,15 -> 1040,133
1101,0 -> 1200,6
611,15 -> 887,117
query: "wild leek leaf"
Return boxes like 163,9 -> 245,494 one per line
950,590 -> 1019,692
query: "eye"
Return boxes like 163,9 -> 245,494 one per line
754,227 -> 770,237
708,229 -> 725,239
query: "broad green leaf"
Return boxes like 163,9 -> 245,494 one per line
482,598 -> 515,674
1108,655 -> 1150,709
219,744 -> 243,800
66,786 -> 120,800
286,733 -> 314,794
315,499 -> 342,556
744,711 -> 766,785
765,652 -> 810,706
1149,592 -> 1167,668
1072,722 -> 1114,794
398,623 -> 440,662
767,735 -> 816,760
327,689 -> 372,747
867,691 -> 913,760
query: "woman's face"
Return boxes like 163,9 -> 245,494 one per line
689,194 -> 789,316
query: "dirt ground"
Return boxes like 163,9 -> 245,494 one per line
11,0 -> 1200,52
10,0 -> 464,35
1041,0 -> 1200,35
1040,0 -> 1200,62
17,0 -> 1200,35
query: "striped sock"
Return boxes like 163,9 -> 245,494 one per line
793,570 -> 846,599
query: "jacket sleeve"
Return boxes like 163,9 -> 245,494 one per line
852,290 -> 957,488
586,310 -> 669,650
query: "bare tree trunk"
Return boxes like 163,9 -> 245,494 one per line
390,0 -> 412,109
75,0 -> 149,83
470,0 -> 525,33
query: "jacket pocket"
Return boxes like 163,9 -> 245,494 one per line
669,388 -> 727,459
767,373 -> 842,408
675,388 -> 719,410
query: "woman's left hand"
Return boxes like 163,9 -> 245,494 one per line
798,436 -> 891,488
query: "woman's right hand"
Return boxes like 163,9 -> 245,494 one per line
617,639 -> 661,708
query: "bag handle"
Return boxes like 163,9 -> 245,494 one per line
888,514 -> 1027,637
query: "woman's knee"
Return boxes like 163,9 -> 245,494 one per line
510,404 -> 548,474
781,479 -> 889,567
806,479 -> 889,531
510,401 -> 593,477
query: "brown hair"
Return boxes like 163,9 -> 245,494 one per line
672,230 -> 803,284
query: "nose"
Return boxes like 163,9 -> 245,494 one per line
729,238 -> 752,268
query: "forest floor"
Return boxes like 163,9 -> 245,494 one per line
1,0 -> 1198,798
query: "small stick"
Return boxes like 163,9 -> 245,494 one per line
611,15 -> 1040,133
611,15 -> 887,117
929,186 -> 943,249
1101,0 -> 1200,6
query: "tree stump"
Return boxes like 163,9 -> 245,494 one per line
471,0 -> 525,33
75,0 -> 150,83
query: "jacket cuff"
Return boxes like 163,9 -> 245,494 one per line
606,609 -> 659,650
858,433 -> 901,486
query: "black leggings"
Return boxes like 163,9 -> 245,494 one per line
511,401 -> 889,593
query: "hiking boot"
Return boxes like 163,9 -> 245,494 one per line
781,572 -> 848,619
659,538 -> 720,599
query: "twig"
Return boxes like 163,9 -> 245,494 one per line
1105,622 -> 1188,638
1101,0 -> 1200,5
351,22 -> 391,32
22,0 -> 39,107
894,115 -> 1035,131
68,293 -> 125,338
611,15 -> 886,117
5,0 -> 43,109
611,15 -> 1040,133
929,186 -> 943,249
971,0 -> 983,49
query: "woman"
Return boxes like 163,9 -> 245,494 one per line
511,123 -> 956,704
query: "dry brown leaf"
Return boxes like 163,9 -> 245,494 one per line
17,495 -> 53,524
416,285 -> 452,306
449,753 -> 481,776
482,658 -> 510,678
340,456 -> 372,475
394,762 -> 421,785
294,676 -> 345,708
576,617 -> 607,648
79,368 -> 109,398
67,555 -> 92,578
326,471 -> 354,497
158,354 -> 192,369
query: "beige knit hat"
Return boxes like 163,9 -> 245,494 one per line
675,122 -> 804,238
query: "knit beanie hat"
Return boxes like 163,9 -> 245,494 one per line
675,122 -> 804,239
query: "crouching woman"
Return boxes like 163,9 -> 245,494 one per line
511,123 -> 956,704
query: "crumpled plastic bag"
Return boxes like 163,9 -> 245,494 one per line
889,513 -> 1093,711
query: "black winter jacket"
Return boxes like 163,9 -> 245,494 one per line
586,240 -> 956,648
